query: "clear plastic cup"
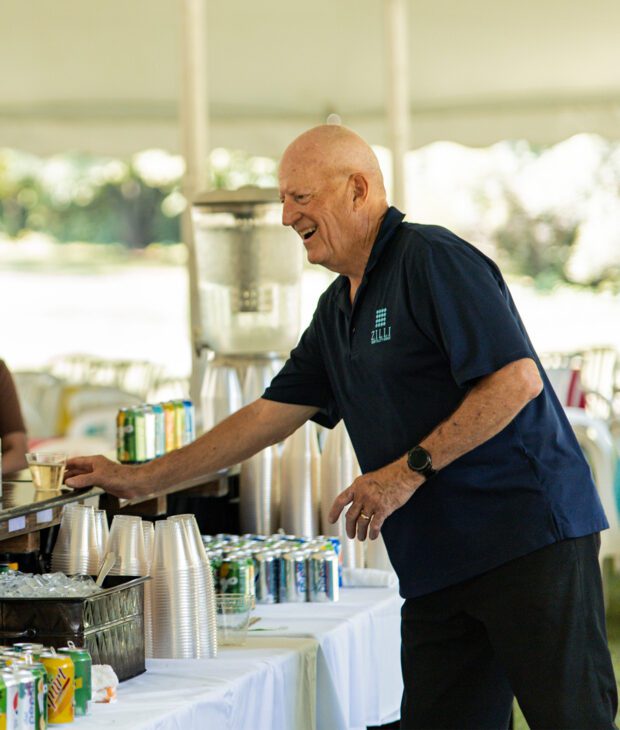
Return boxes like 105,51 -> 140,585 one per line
215,593 -> 252,646
25,451 -> 67,490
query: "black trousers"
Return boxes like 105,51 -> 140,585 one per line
400,534 -> 618,729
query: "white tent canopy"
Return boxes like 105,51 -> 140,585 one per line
3,0 -> 620,159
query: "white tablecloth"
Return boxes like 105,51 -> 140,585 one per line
77,587 -> 404,730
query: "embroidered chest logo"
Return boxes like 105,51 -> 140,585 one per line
371,307 -> 392,344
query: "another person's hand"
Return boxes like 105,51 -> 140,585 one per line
65,455 -> 146,499
328,459 -> 423,541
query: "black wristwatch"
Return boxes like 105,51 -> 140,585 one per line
407,445 -> 437,479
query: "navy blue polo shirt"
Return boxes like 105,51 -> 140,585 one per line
263,207 -> 608,598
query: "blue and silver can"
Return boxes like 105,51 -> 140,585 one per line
254,551 -> 279,604
182,400 -> 195,445
152,403 -> 166,457
309,551 -> 339,602
280,551 -> 307,602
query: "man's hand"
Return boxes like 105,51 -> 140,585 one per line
65,456 -> 146,499
328,458 -> 423,541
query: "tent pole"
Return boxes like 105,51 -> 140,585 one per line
180,0 -> 209,403
384,0 -> 409,211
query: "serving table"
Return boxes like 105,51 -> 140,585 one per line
80,586 -> 404,730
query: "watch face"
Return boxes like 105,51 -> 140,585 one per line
409,447 -> 431,471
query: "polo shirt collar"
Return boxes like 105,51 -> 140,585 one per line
335,206 -> 405,311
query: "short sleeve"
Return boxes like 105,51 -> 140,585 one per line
409,229 -> 535,387
0,361 -> 26,436
262,311 -> 341,429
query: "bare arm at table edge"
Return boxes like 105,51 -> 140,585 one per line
64,398 -> 318,499
1,430 -> 28,474
330,357 -> 544,541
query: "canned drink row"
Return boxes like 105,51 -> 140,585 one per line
205,533 -> 340,604
117,400 -> 196,463
0,642 -> 92,726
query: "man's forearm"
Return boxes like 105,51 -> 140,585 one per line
418,357 -> 543,474
141,398 -> 316,491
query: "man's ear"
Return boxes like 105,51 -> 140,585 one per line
350,173 -> 369,208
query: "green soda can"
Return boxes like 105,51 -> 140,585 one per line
119,408 -> 137,463
208,552 -> 222,592
57,645 -> 91,717
219,554 -> 250,595
172,400 -> 185,450
0,673 -> 7,730
134,407 -> 146,463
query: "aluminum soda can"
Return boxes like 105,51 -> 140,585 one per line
182,400 -> 195,444
134,407 -> 146,463
118,408 -> 137,463
15,668 -> 36,730
219,555 -> 250,596
254,551 -> 278,604
14,660 -> 47,730
0,672 -> 9,730
11,646 -> 44,656
208,552 -> 222,592
57,645 -> 91,717
152,404 -> 166,457
39,653 -> 74,725
1,669 -> 19,730
141,405 -> 156,461
280,551 -> 308,602
162,402 -> 176,453
309,551 -> 339,602
171,400 -> 185,449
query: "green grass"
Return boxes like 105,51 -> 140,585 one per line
513,560 -> 620,729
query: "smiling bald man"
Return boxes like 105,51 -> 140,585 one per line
66,125 -> 617,729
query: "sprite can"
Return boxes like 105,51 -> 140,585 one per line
219,555 -> 250,596
57,645 -> 90,718
134,407 -> 146,463
118,408 -> 136,463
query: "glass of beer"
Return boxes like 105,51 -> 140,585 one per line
25,452 -> 68,491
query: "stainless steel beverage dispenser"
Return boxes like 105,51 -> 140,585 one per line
191,186 -> 303,356
191,186 -> 304,533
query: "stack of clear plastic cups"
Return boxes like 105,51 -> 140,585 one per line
142,521 -> 155,658
150,516 -> 217,658
106,516 -> 147,576
68,505 -> 101,575
170,514 -> 217,658
93,509 -> 110,571
51,503 -> 79,573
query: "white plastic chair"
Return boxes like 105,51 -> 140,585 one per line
565,407 -> 620,606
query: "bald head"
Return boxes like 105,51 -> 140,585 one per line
280,125 -> 386,202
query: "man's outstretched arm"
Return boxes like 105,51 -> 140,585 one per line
65,398 -> 318,499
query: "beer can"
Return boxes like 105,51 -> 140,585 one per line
57,645 -> 91,718
182,400 -> 195,444
152,404 -> 166,457
309,551 -> 339,602
14,660 -> 47,730
162,402 -> 176,453
15,668 -> 36,730
254,551 -> 279,604
141,405 -> 156,461
1,669 -> 19,730
118,408 -> 137,463
280,551 -> 308,602
134,407 -> 146,463
219,555 -> 250,596
39,653 -> 74,725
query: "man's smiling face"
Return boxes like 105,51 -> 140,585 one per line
278,155 -> 359,274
